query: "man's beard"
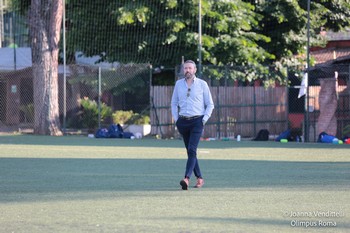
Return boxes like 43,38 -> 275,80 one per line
185,72 -> 194,79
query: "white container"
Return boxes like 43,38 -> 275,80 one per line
237,135 -> 241,142
124,124 -> 151,136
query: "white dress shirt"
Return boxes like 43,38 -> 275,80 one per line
171,77 -> 214,123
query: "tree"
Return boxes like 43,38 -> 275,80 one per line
244,0 -> 350,67
67,0 -> 350,85
66,0 -> 272,68
31,0 -> 63,135
13,0 -> 63,135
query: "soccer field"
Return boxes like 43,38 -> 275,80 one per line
0,135 -> 349,233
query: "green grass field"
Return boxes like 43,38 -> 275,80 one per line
0,135 -> 349,233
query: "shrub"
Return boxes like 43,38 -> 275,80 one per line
130,113 -> 150,125
19,104 -> 34,123
343,124 -> 350,137
112,110 -> 150,125
112,110 -> 134,125
79,97 -> 112,130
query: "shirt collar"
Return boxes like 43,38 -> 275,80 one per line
183,76 -> 197,84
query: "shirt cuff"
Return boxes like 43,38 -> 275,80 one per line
203,115 -> 209,122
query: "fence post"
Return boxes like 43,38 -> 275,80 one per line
62,0 -> 67,135
253,85 -> 257,137
215,85 -> 220,139
305,0 -> 311,142
98,67 -> 101,129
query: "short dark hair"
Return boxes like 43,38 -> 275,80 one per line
184,60 -> 196,67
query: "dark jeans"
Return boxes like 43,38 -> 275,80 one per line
176,116 -> 204,179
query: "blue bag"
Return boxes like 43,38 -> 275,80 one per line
318,132 -> 336,143
122,132 -> 134,139
108,124 -> 124,138
275,129 -> 291,141
95,128 -> 110,138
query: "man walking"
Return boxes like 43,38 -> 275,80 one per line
171,60 -> 214,190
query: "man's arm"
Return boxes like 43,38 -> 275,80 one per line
202,82 -> 214,124
171,83 -> 179,122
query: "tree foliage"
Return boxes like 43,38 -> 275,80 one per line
11,0 -> 350,86
67,0 -> 272,68
66,0 -> 350,85
245,0 -> 350,67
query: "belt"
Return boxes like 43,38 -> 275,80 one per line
179,115 -> 202,120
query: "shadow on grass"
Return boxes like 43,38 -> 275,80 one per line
0,158 -> 349,202
1,134 -> 349,149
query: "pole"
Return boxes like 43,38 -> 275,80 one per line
62,0 -> 67,134
98,67 -> 101,129
198,0 -> 202,78
305,0 -> 311,142
0,0 -> 3,47
12,13 -> 16,70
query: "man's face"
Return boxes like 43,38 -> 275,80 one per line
183,63 -> 197,79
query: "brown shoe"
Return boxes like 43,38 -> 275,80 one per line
194,178 -> 204,188
180,178 -> 189,190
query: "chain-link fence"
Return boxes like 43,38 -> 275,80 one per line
304,63 -> 350,142
0,62 -> 151,134
150,64 -> 350,141
1,61 -> 349,140
1,2 -> 350,140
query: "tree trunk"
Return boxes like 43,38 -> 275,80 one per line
30,0 -> 63,135
317,78 -> 338,136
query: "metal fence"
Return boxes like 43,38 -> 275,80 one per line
0,63 -> 151,134
1,4 -> 349,141
1,63 -> 349,141
150,65 -> 350,142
